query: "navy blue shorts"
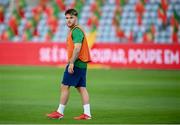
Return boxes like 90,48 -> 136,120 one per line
61,65 -> 87,87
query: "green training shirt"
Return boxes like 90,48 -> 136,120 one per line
71,27 -> 87,69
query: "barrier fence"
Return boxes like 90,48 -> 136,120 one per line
0,42 -> 180,69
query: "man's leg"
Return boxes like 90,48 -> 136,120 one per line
47,84 -> 70,119
57,84 -> 70,114
59,84 -> 70,105
77,87 -> 90,105
74,87 -> 91,120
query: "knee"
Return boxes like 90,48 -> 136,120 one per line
77,87 -> 87,93
61,84 -> 70,91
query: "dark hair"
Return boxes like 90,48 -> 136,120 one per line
65,8 -> 78,17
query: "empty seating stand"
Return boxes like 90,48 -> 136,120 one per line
0,0 -> 179,43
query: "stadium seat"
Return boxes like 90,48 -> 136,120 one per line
0,0 -> 179,43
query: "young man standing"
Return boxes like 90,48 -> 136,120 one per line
47,9 -> 92,120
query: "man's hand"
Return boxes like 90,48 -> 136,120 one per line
68,63 -> 74,74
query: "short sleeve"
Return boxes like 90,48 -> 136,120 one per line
72,28 -> 84,43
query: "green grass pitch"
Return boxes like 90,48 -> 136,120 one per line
0,66 -> 180,124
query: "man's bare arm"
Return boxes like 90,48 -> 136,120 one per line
68,43 -> 82,74
69,43 -> 82,64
